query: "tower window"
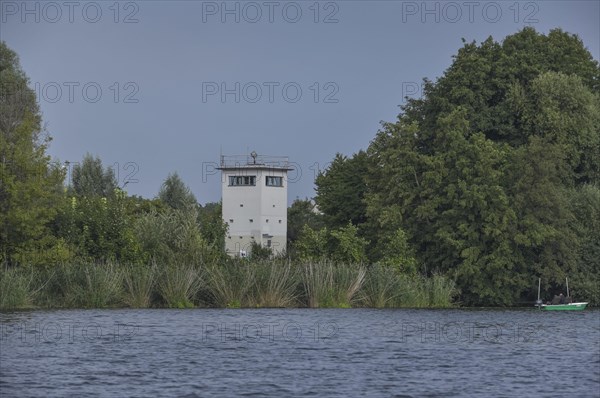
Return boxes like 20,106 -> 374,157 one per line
229,176 -> 256,186
279,220 -> 282,224
266,176 -> 283,187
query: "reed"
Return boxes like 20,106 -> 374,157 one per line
358,264 -> 402,308
428,273 -> 458,308
203,262 -> 255,308
157,265 -> 202,308
391,274 -> 457,307
301,262 -> 366,308
0,267 -> 33,309
27,266 -> 62,308
395,274 -> 429,307
67,263 -> 123,308
301,262 -> 332,308
335,264 -> 366,307
249,261 -> 298,308
0,260 -> 456,309
122,263 -> 157,308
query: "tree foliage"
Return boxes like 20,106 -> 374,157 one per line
70,154 -> 118,197
0,41 -> 65,266
315,151 -> 369,229
294,223 -> 368,264
287,198 -> 324,249
159,172 -> 198,210
365,27 -> 600,305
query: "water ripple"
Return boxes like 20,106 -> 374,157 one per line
1,308 -> 598,397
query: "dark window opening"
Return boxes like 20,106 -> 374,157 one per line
266,176 -> 283,187
229,176 -> 256,186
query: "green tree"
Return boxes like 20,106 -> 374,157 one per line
0,41 -> 65,266
315,151 -> 369,229
293,223 -> 368,264
158,172 -> 197,210
365,28 -> 599,305
294,225 -> 329,262
379,228 -> 418,274
136,175 -> 223,265
402,28 -> 599,147
198,201 -> 228,262
569,185 -> 600,306
287,198 -> 324,250
135,206 -> 207,265
521,72 -> 600,184
70,154 -> 118,197
56,189 -> 140,263
329,223 -> 369,264
370,110 -> 520,304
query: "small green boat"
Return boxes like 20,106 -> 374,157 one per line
534,277 -> 588,311
540,302 -> 588,311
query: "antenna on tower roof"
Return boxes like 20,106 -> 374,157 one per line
250,151 -> 257,164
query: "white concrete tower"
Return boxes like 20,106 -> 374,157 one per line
219,152 -> 291,257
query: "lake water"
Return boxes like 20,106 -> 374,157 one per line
1,308 -> 599,397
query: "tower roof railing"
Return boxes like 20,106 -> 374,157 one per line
220,154 -> 289,169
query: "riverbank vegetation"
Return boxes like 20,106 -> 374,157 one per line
1,27 -> 599,309
0,261 -> 457,309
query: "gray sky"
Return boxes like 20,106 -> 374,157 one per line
2,0 -> 599,204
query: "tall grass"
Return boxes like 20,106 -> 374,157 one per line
122,263 -> 157,308
67,263 -> 123,308
301,262 -> 331,308
157,265 -> 202,308
0,261 -> 457,309
249,261 -> 298,307
395,274 -> 457,307
358,265 -> 402,308
301,262 -> 366,308
0,267 -> 33,309
428,273 -> 458,308
397,274 -> 430,307
357,267 -> 457,308
203,262 -> 255,307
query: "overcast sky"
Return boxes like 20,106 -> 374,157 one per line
2,0 -> 598,204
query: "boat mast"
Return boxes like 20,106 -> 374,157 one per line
535,278 -> 543,308
566,277 -> 570,298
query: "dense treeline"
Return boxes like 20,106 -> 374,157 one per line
0,38 -> 226,268
312,28 -> 600,306
0,40 -> 456,309
2,28 -> 598,308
